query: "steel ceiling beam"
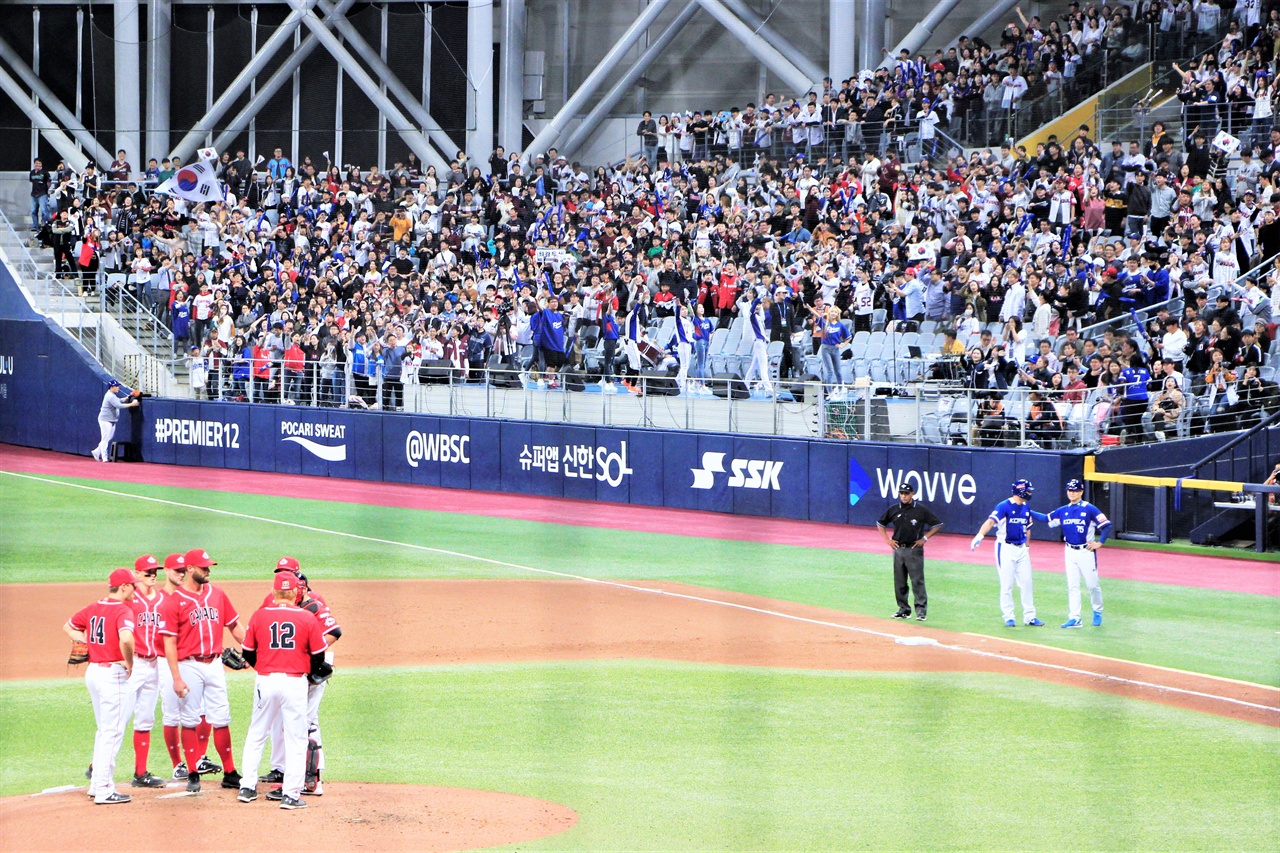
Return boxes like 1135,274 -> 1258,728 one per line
312,0 -> 457,162
879,0 -> 967,67
0,63 -> 88,171
291,0 -> 447,173
170,0 -> 316,164
696,0 -> 816,94
717,0 -> 826,84
209,0 -> 358,161
559,0 -> 701,159
499,0 -> 527,154
523,0 -> 676,161
0,35 -> 113,168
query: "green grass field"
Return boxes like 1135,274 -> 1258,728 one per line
2,471 -> 1278,850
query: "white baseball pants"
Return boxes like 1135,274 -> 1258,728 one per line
676,341 -> 692,391
128,657 -> 160,731
745,339 -> 772,393
1065,546 -> 1103,621
157,658 -> 182,726
94,419 -> 116,460
86,663 -> 135,802
175,658 -> 230,727
241,673 -> 309,799
996,542 -> 1036,622
270,680 -> 326,775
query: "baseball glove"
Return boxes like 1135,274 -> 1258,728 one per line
67,641 -> 89,665
307,661 -> 334,685
221,647 -> 248,670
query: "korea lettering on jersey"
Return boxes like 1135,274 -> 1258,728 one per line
69,600 -> 136,663
990,499 -> 1036,545
130,592 -> 166,658
159,587 -> 239,658
1047,503 -> 1111,545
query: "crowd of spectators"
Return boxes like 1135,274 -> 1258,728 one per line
21,1 -> 1280,444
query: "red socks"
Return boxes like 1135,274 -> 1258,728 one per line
180,727 -> 201,775
212,726 -> 236,774
163,725 -> 181,766
133,730 -> 150,776
196,716 -> 211,756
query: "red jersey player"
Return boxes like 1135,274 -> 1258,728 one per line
237,571 -> 328,810
65,568 -> 137,804
159,548 -> 244,793
124,554 -> 168,787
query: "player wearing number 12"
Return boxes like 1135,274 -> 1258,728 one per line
237,572 -> 329,810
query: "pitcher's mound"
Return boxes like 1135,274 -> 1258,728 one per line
0,782 -> 579,851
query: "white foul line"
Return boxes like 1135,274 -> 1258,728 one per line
5,470 -> 1277,718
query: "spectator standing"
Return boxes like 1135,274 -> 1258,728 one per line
29,158 -> 50,232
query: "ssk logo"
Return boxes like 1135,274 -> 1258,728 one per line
691,452 -> 783,490
281,421 -> 347,462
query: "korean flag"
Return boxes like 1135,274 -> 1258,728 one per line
196,146 -> 219,163
155,161 -> 224,203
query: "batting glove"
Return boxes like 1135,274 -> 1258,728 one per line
969,535 -> 983,551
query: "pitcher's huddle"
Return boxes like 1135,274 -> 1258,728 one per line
64,550 -> 341,810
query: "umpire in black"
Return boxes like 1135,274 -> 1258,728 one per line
876,482 -> 943,621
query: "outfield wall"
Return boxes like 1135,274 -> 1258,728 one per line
0,257 -> 1082,536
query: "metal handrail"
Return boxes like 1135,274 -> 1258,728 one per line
1188,409 -> 1280,476
1075,249 -> 1280,343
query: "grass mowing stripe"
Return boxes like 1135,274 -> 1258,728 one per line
4,470 -> 1274,715
3,472 -> 1275,685
1,664 -> 1275,850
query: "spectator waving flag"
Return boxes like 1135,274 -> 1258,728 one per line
155,160 -> 223,204
196,146 -> 219,163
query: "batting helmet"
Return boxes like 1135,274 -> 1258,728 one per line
1011,479 -> 1034,499
1066,478 -> 1085,492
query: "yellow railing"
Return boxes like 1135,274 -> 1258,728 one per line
1082,455 -> 1245,493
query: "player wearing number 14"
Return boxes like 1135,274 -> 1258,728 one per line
237,572 -> 329,810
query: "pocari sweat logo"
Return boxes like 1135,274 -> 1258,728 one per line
280,421 -> 347,462
690,452 -> 783,490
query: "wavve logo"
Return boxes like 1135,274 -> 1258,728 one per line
691,452 -> 783,490
848,458 -> 873,507
281,421 -> 347,462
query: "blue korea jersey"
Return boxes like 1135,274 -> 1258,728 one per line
988,499 -> 1049,545
1046,501 -> 1111,546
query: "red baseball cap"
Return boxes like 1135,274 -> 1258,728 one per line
163,553 -> 187,571
108,568 -> 136,587
134,554 -> 160,573
275,556 -> 301,574
273,572 -> 300,592
184,548 -> 217,568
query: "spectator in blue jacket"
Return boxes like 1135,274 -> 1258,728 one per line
531,294 -> 568,388
381,331 -> 406,411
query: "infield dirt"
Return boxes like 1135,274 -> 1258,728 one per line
5,578 -> 1277,727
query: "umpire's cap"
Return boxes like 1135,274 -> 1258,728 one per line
1066,479 -> 1085,492
898,482 -> 915,494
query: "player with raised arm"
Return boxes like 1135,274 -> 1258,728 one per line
1046,479 -> 1110,627
970,479 -> 1050,627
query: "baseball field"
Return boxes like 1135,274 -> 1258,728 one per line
1,444 -> 1277,851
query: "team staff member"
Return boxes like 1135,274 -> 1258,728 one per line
92,380 -> 139,462
237,572 -> 328,810
125,555 -> 168,787
1045,479 -> 1111,628
159,548 -> 244,793
876,482 -> 944,621
65,568 -> 137,805
971,479 -> 1049,627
